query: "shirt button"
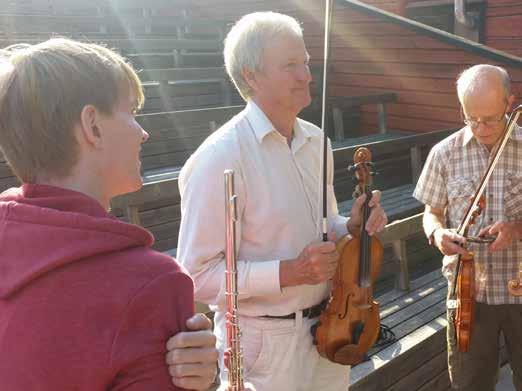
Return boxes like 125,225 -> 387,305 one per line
489,194 -> 493,198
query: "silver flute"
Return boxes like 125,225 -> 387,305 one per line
222,170 -> 254,391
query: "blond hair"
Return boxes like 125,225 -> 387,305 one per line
456,64 -> 511,104
0,38 -> 144,183
224,12 -> 303,100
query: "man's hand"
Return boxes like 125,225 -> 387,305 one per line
165,313 -> 218,390
479,221 -> 520,252
433,228 -> 468,256
347,190 -> 388,236
280,236 -> 339,287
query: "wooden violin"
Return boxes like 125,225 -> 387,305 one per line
450,197 -> 486,352
312,147 -> 382,365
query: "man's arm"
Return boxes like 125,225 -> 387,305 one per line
177,147 -> 280,306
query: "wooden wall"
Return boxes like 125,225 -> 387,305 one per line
485,0 -> 522,57
359,0 -> 522,57
189,0 -> 522,134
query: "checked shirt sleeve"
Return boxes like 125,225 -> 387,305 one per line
413,144 -> 448,210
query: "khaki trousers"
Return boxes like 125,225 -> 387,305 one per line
447,303 -> 522,391
215,311 -> 350,391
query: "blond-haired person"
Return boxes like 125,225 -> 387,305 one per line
0,38 -> 217,391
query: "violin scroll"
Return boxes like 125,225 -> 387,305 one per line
508,266 -> 522,296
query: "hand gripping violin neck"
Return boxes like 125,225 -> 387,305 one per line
312,148 -> 382,365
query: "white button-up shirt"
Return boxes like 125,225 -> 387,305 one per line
178,101 -> 348,316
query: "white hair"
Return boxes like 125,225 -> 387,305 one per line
223,12 -> 303,100
456,64 -> 511,104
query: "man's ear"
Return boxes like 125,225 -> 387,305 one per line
242,67 -> 258,93
78,105 -> 102,148
508,94 -> 516,110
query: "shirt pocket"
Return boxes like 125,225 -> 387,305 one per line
446,178 -> 476,225
504,173 -> 522,219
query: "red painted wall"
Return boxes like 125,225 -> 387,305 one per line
190,0 -> 522,134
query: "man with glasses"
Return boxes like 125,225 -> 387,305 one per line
414,64 -> 522,390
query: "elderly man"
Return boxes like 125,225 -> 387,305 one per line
414,64 -> 522,390
175,12 -> 387,390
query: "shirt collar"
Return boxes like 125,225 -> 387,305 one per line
245,100 -> 314,146
245,100 -> 274,143
462,125 -> 474,146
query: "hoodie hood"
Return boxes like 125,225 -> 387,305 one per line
0,184 -> 153,299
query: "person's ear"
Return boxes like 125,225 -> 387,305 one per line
507,94 -> 516,111
242,67 -> 259,93
78,105 -> 102,148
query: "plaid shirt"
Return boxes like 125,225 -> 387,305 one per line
414,124 -> 522,304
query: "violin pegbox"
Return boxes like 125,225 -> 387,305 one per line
348,147 -> 375,199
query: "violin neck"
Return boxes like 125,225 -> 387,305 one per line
359,188 -> 372,287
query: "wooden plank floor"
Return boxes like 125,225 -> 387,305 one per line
350,267 -> 514,391
350,268 -> 450,391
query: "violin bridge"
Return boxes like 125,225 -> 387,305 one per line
447,299 -> 458,309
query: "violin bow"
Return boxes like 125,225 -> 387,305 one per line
321,0 -> 334,242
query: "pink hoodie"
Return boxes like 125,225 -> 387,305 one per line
0,184 -> 194,390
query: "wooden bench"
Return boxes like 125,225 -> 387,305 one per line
0,155 -> 18,192
350,267 -> 509,390
138,105 -> 243,174
0,12 -> 227,36
331,92 -> 398,139
138,97 -> 415,179
0,37 -> 224,68
0,105 -> 423,196
138,68 -> 242,112
350,267 -> 449,390
110,128 -> 456,253
331,128 -> 455,201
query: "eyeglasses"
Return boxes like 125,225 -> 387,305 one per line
461,105 -> 508,129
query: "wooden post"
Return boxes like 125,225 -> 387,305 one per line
410,145 -> 422,183
96,6 -> 107,34
392,239 -> 410,291
332,106 -> 344,141
378,103 -> 387,134
220,80 -> 232,106
173,49 -> 182,67
126,205 -> 141,226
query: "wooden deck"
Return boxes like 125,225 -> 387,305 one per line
351,268 -> 449,391
351,267 -> 514,390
